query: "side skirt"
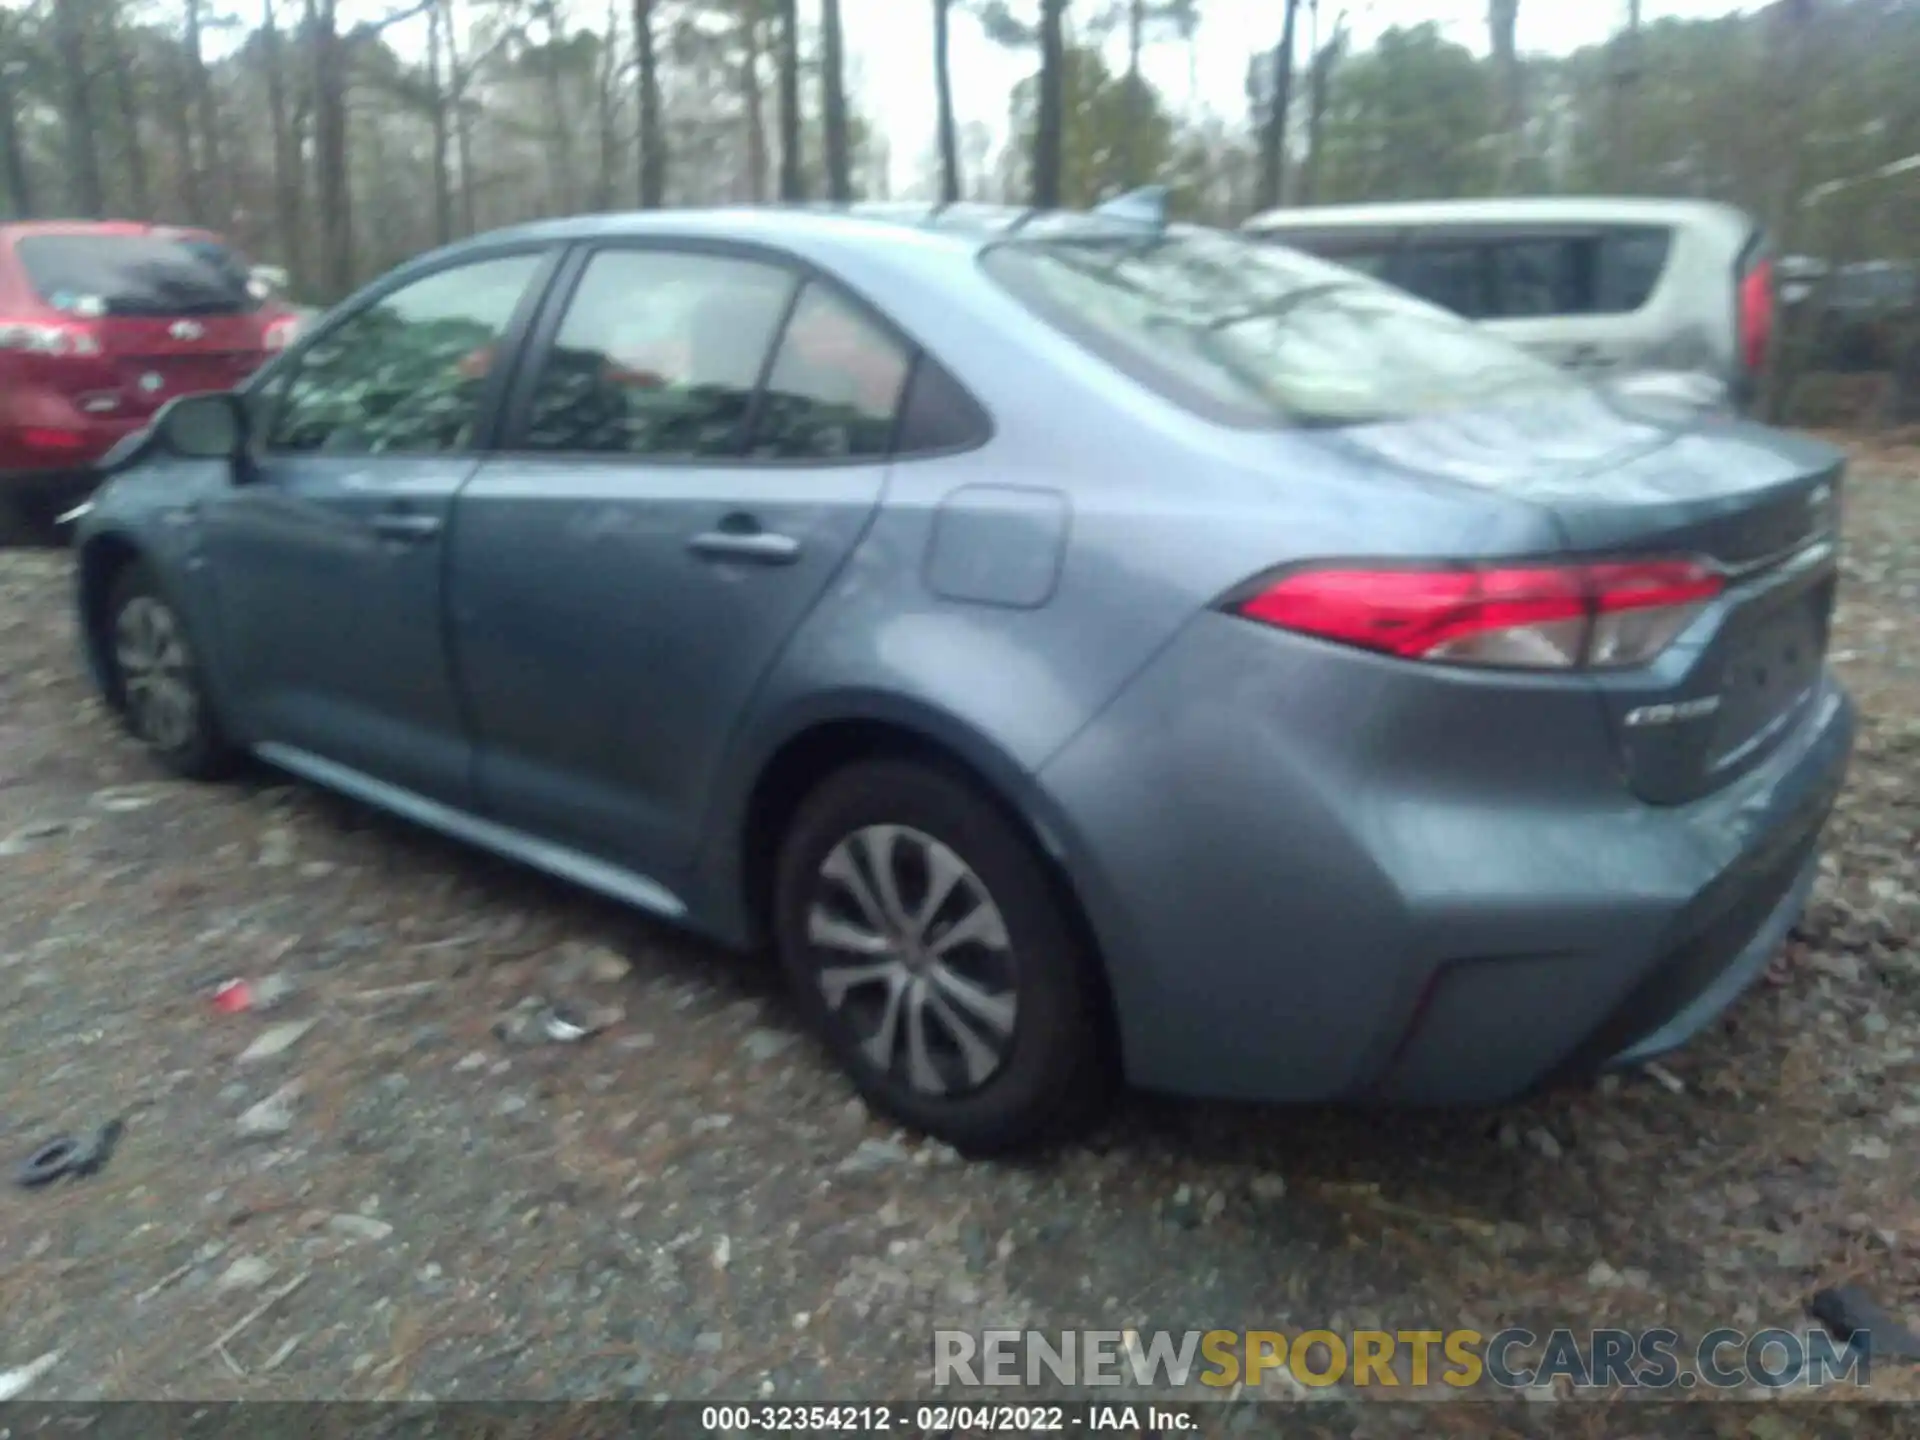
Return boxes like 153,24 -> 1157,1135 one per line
252,741 -> 689,921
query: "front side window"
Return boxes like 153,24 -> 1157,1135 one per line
1487,239 -> 1588,318
268,253 -> 543,456
748,284 -> 911,460
983,227 -> 1575,428
521,250 -> 795,458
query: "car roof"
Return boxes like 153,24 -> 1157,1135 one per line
1243,195 -> 1757,235
433,202 -> 1183,266
0,219 -> 223,242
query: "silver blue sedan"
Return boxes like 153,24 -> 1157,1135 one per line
70,202 -> 1854,1152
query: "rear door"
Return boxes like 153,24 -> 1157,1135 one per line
449,242 -> 906,889
10,232 -> 270,413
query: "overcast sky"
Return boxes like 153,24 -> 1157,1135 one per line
844,0 -> 1754,190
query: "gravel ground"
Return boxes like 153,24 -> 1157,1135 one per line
0,439 -> 1916,1425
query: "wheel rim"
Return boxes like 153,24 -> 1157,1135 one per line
806,824 -> 1018,1097
114,595 -> 199,752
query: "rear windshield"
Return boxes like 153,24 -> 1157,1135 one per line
981,227 -> 1577,427
13,234 -> 259,318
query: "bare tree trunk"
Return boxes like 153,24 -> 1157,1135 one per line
538,17 -> 577,215
427,0 -> 454,240
262,0 -> 308,285
634,0 -> 665,207
1489,0 -> 1522,191
185,0 -> 229,225
1300,13 -> 1342,206
1261,1 -> 1300,209
1121,0 -> 1149,185
933,0 -> 959,203
443,0 -> 477,232
778,0 -> 803,200
593,0 -> 620,210
168,50 -> 201,221
821,0 -> 852,201
52,0 -> 106,217
1607,0 -> 1642,190
0,49 -> 29,218
102,11 -> 151,218
1256,0 -> 1298,211
1032,0 -> 1066,207
308,0 -> 355,298
740,8 -> 768,203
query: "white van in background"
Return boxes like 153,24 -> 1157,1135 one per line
1243,197 -> 1775,412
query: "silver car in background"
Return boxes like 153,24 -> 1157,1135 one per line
1244,197 -> 1775,411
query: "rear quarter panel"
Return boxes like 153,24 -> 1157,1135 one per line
689,226 -> 1569,941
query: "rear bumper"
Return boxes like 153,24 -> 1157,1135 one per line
0,389 -> 146,478
1037,612 -> 1856,1106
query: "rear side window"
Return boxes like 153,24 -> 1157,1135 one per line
520,249 -> 796,458
983,228 -> 1575,428
1487,239 -> 1584,318
1397,242 -> 1490,318
748,283 -> 912,460
14,234 -> 259,317
1594,228 -> 1673,314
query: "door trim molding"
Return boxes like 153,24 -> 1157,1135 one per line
253,742 -> 688,920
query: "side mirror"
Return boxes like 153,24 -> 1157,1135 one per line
154,391 -> 248,462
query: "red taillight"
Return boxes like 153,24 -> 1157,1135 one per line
1739,259 -> 1774,375
1231,560 -> 1725,670
21,427 -> 88,453
0,320 -> 102,357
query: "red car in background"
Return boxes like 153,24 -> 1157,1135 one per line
0,220 -> 300,534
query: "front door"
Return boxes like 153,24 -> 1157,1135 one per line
448,244 -> 909,891
200,249 -> 552,803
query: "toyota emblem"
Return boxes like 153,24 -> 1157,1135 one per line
138,372 -> 165,394
168,319 -> 204,341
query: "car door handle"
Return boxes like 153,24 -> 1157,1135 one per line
371,510 -> 442,542
688,528 -> 801,565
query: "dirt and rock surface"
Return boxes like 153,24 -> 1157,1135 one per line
0,439 -> 1915,1429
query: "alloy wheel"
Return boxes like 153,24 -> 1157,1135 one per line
114,595 -> 200,753
805,823 -> 1019,1097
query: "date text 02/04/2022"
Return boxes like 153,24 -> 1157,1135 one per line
697,1403 -> 1193,1432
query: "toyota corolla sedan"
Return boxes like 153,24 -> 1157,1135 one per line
69,203 -> 1854,1153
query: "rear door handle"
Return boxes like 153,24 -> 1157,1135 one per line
371,510 -> 442,543
689,528 -> 801,565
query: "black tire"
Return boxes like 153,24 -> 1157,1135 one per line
105,562 -> 239,780
773,758 -> 1113,1154
0,491 -> 64,549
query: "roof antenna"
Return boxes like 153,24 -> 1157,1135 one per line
1093,186 -> 1169,228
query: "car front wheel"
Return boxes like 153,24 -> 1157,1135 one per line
106,563 -> 237,780
774,758 -> 1113,1154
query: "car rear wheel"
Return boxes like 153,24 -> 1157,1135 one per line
773,759 -> 1113,1154
106,563 -> 238,780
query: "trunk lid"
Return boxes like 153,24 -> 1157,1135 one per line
92,314 -> 270,418
1331,387 -> 1844,804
